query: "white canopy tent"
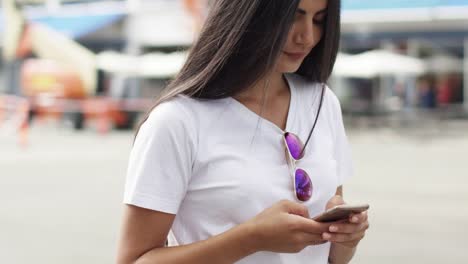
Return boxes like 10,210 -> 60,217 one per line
333,52 -> 365,78
96,50 -> 188,78
332,49 -> 429,114
333,49 -> 427,78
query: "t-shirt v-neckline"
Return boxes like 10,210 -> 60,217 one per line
227,73 -> 297,133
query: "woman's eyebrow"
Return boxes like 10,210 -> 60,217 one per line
297,8 -> 327,15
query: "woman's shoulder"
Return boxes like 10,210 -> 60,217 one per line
147,96 -> 190,123
146,94 -> 230,130
142,95 -> 198,138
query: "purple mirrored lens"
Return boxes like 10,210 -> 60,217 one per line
295,168 -> 312,201
284,132 -> 305,160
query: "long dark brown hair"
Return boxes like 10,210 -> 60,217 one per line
136,0 -> 341,136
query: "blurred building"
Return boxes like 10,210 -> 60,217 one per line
339,1 -> 468,114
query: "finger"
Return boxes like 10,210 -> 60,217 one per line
297,233 -> 327,246
296,232 -> 326,244
296,217 -> 332,233
308,240 -> 328,246
322,230 -> 365,243
328,221 -> 369,234
282,200 -> 310,218
349,211 -> 368,223
326,195 -> 345,209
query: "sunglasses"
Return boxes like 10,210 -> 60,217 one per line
284,132 -> 312,201
283,84 -> 326,202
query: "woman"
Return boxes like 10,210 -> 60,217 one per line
117,0 -> 369,263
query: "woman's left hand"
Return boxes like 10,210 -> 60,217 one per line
321,195 -> 369,249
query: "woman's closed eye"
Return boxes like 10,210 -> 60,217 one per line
294,11 -> 326,25
313,13 -> 327,25
313,18 -> 325,25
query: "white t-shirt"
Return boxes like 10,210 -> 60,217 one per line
124,73 -> 353,264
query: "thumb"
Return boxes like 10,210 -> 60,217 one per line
282,200 -> 310,218
326,195 -> 345,210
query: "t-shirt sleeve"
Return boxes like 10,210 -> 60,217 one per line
326,87 -> 354,186
123,99 -> 196,214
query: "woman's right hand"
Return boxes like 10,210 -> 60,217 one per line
244,199 -> 332,253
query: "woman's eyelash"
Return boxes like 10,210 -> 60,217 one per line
313,19 -> 325,25
294,13 -> 326,24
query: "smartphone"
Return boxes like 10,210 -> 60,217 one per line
313,204 -> 369,223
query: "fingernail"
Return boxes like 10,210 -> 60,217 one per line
352,217 -> 358,222
323,233 -> 332,240
329,226 -> 338,232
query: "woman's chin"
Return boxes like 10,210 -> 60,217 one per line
279,65 -> 301,74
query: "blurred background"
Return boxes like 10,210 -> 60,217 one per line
0,0 -> 467,263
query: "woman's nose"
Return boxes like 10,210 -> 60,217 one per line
295,23 -> 315,47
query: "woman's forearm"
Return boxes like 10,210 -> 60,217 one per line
134,223 -> 259,264
328,243 -> 357,264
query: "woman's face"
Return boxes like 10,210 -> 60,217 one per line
275,0 -> 328,73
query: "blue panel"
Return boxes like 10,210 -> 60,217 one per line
443,0 -> 468,6
30,13 -> 124,38
342,0 -> 468,10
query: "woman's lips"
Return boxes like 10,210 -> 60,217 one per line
283,51 -> 307,60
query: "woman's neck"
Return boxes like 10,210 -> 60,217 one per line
234,71 -> 289,102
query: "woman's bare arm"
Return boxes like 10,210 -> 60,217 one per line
116,204 -> 258,264
117,199 -> 338,263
